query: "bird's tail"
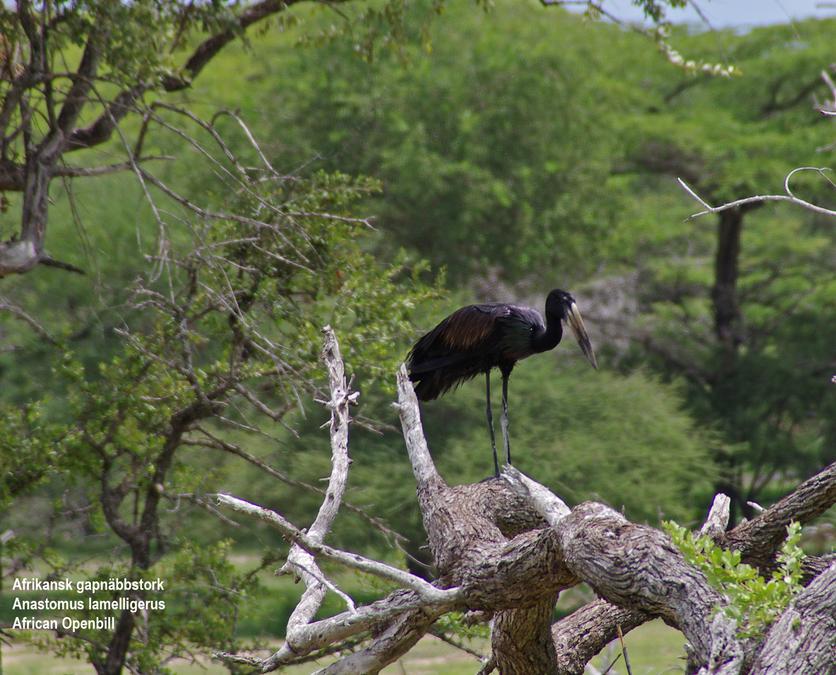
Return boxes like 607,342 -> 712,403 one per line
411,374 -> 443,401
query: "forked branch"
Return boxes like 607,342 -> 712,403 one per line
678,167 -> 836,221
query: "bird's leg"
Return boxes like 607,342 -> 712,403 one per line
486,372 -> 499,477
501,371 -> 511,466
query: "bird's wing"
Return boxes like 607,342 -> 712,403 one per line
439,304 -> 508,349
407,304 -> 508,374
406,351 -> 473,375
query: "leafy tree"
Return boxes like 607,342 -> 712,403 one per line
0,0 -> 415,279
233,2 -> 632,283
0,0 -> 697,279
1,120 -> 438,672
614,20 -> 836,517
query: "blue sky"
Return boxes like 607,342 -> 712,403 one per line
585,0 -> 835,28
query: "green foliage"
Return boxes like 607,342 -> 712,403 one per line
224,1 -> 633,283
0,402 -> 72,508
435,611 -> 490,641
664,521 -> 805,638
1,140 -> 439,669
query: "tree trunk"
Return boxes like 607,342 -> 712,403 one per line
711,206 -> 745,368
751,562 -> 836,673
94,611 -> 135,675
0,149 -> 50,276
493,595 -> 560,674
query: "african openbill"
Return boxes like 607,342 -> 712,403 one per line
407,289 -> 598,476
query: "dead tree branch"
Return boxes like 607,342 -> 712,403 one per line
678,168 -> 836,221
213,352 -> 836,674
267,326 -> 364,665
679,67 -> 836,220
721,460 -> 835,578
817,68 -> 836,116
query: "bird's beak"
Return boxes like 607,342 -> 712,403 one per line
566,302 -> 598,369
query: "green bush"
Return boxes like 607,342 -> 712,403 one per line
664,521 -> 805,638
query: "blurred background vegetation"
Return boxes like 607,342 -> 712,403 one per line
1,0 -> 834,671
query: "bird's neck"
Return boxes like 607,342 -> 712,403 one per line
531,314 -> 563,352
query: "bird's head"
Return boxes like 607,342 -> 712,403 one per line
546,289 -> 598,370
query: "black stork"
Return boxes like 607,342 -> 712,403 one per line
407,289 -> 598,476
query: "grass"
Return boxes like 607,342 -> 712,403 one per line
2,619 -> 685,674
